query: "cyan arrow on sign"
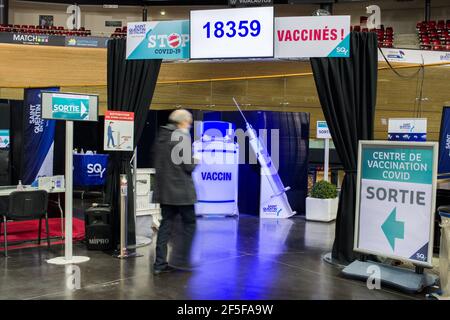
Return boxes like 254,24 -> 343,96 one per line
80,101 -> 88,119
381,208 -> 405,251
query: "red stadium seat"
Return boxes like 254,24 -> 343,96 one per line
432,39 -> 442,50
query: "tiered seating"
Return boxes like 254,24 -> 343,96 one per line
110,26 -> 127,38
351,24 -> 394,48
0,24 -> 91,36
417,20 -> 450,51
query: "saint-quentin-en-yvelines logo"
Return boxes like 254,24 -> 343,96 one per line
129,24 -> 146,35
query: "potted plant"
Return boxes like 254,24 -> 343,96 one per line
306,180 -> 339,222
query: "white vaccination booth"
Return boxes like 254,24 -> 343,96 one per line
192,121 -> 239,216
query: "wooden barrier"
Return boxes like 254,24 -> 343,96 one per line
0,43 -> 448,140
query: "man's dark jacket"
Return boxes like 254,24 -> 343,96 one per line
154,124 -> 197,205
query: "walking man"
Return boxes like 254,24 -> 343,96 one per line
153,109 -> 197,275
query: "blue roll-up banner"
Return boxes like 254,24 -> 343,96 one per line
438,107 -> 450,179
22,87 -> 59,184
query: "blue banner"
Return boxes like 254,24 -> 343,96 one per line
22,87 -> 59,184
438,107 -> 450,178
73,154 -> 109,186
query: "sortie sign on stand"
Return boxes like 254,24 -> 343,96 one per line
41,91 -> 99,265
354,141 -> 438,267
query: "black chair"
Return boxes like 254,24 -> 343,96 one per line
0,190 -> 50,256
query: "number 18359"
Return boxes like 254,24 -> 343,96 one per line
203,20 -> 261,39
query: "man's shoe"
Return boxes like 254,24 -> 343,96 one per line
170,263 -> 198,272
153,265 -> 175,275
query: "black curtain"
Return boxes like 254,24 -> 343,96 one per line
106,38 -> 162,248
310,32 -> 378,264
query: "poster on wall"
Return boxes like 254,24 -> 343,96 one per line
388,118 -> 427,142
438,107 -> 450,178
22,88 -> 59,185
354,141 -> 438,267
104,110 -> 134,152
126,20 -> 190,60
275,16 -> 350,58
39,15 -> 54,27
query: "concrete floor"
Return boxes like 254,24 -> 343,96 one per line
0,207 -> 431,300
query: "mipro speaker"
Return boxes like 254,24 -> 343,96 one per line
85,205 -> 112,251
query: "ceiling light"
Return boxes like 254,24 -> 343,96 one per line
160,10 -> 166,16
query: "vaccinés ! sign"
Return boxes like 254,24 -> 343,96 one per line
354,141 -> 438,267
126,20 -> 190,60
275,16 -> 350,58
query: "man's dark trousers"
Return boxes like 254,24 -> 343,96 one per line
154,204 -> 196,270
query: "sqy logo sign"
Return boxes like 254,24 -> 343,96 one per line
126,20 -> 190,60
87,163 -> 106,178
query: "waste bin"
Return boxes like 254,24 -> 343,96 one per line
438,206 -> 450,298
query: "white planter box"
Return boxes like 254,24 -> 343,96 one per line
305,197 -> 339,222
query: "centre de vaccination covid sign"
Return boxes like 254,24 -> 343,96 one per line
275,16 -> 350,58
355,141 -> 438,267
126,20 -> 190,60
